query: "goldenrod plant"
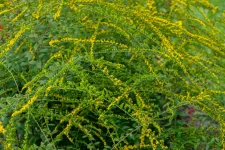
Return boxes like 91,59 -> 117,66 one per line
0,0 -> 225,149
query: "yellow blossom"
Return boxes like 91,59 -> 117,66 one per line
0,121 -> 6,134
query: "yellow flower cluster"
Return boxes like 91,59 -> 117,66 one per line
77,123 -> 92,138
12,95 -> 38,117
32,0 -> 42,19
0,121 -> 6,134
123,145 -> 137,150
12,7 -> 28,22
54,0 -> 63,20
107,87 -> 130,110
90,26 -> 98,60
63,120 -> 73,142
4,143 -> 13,150
101,65 -> 122,86
60,106 -> 81,123
0,26 -> 28,58
134,91 -> 146,108
15,41 -> 24,53
0,8 -> 12,15
49,38 -> 129,49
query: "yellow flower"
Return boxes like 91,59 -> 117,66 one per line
12,95 -> 38,117
0,121 -> 6,134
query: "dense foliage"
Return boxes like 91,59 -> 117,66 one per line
0,0 -> 225,149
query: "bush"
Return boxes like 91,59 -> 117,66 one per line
0,0 -> 225,149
